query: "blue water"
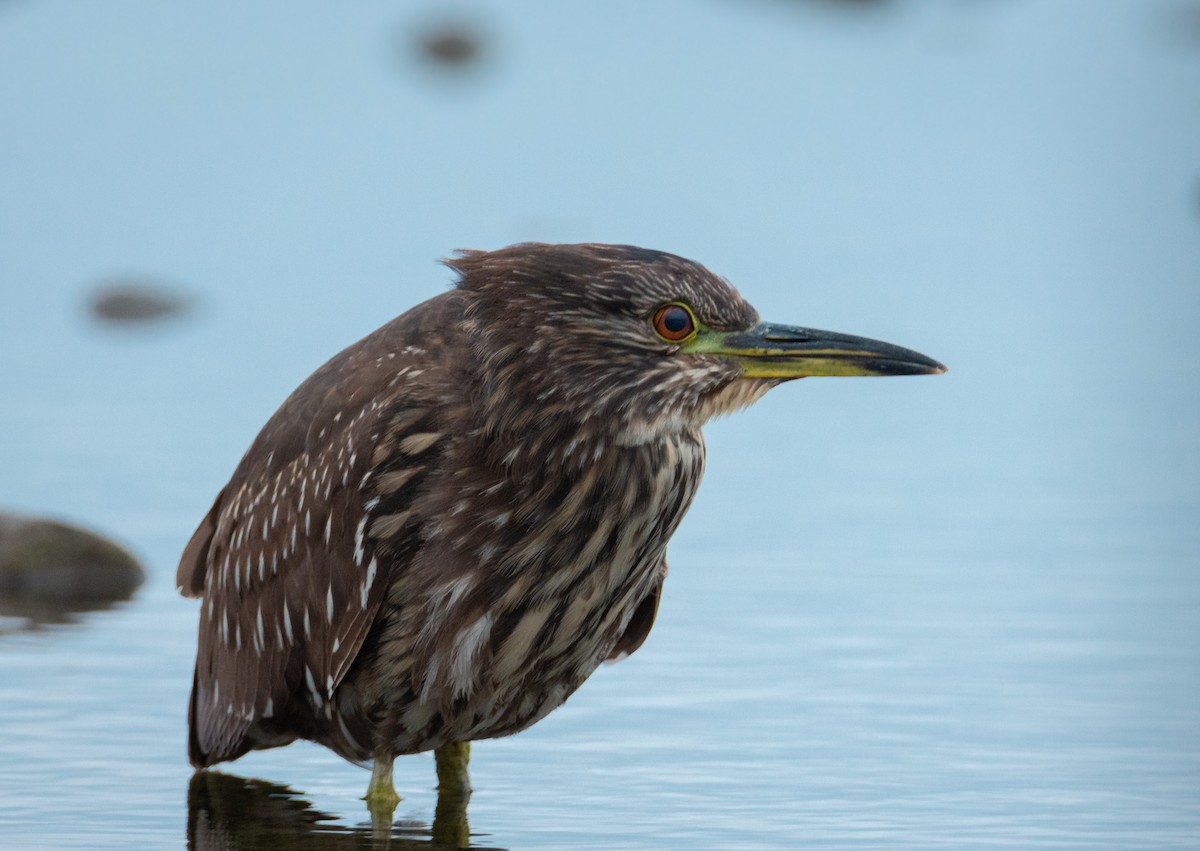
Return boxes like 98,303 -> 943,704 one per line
1,1 -> 1198,848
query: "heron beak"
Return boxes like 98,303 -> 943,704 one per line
693,322 -> 948,379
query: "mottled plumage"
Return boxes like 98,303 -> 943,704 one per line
178,243 -> 944,798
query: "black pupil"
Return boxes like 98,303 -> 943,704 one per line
662,307 -> 690,335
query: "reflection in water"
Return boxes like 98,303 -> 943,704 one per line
0,597 -> 134,635
186,771 -> 500,850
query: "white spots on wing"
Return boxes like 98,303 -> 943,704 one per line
254,606 -> 265,654
354,516 -> 368,566
388,367 -> 411,388
305,666 -> 322,708
212,681 -> 220,707
202,388 -> 455,731
362,557 -> 378,608
490,511 -> 510,529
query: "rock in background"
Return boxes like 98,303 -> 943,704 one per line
0,512 -> 145,629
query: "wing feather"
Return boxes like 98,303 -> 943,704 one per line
606,557 -> 667,662
180,292 -> 460,766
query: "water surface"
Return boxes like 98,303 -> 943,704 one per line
1,1 -> 1197,848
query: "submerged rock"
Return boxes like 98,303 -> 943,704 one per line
0,513 -> 144,604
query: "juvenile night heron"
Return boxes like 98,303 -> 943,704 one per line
177,243 -> 945,810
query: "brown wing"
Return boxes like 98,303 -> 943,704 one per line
177,292 -> 461,767
606,556 -> 667,662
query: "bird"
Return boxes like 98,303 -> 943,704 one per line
176,242 -> 945,812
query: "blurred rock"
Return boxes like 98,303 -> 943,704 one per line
409,17 -> 490,74
88,280 -> 190,324
421,26 -> 482,67
0,513 -> 144,604
1155,2 -> 1200,48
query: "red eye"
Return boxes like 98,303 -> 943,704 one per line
652,304 -> 696,342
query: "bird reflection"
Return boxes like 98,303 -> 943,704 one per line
186,770 -> 497,850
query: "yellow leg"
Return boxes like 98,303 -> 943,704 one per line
364,753 -> 401,831
434,741 -> 472,797
432,741 -> 471,846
